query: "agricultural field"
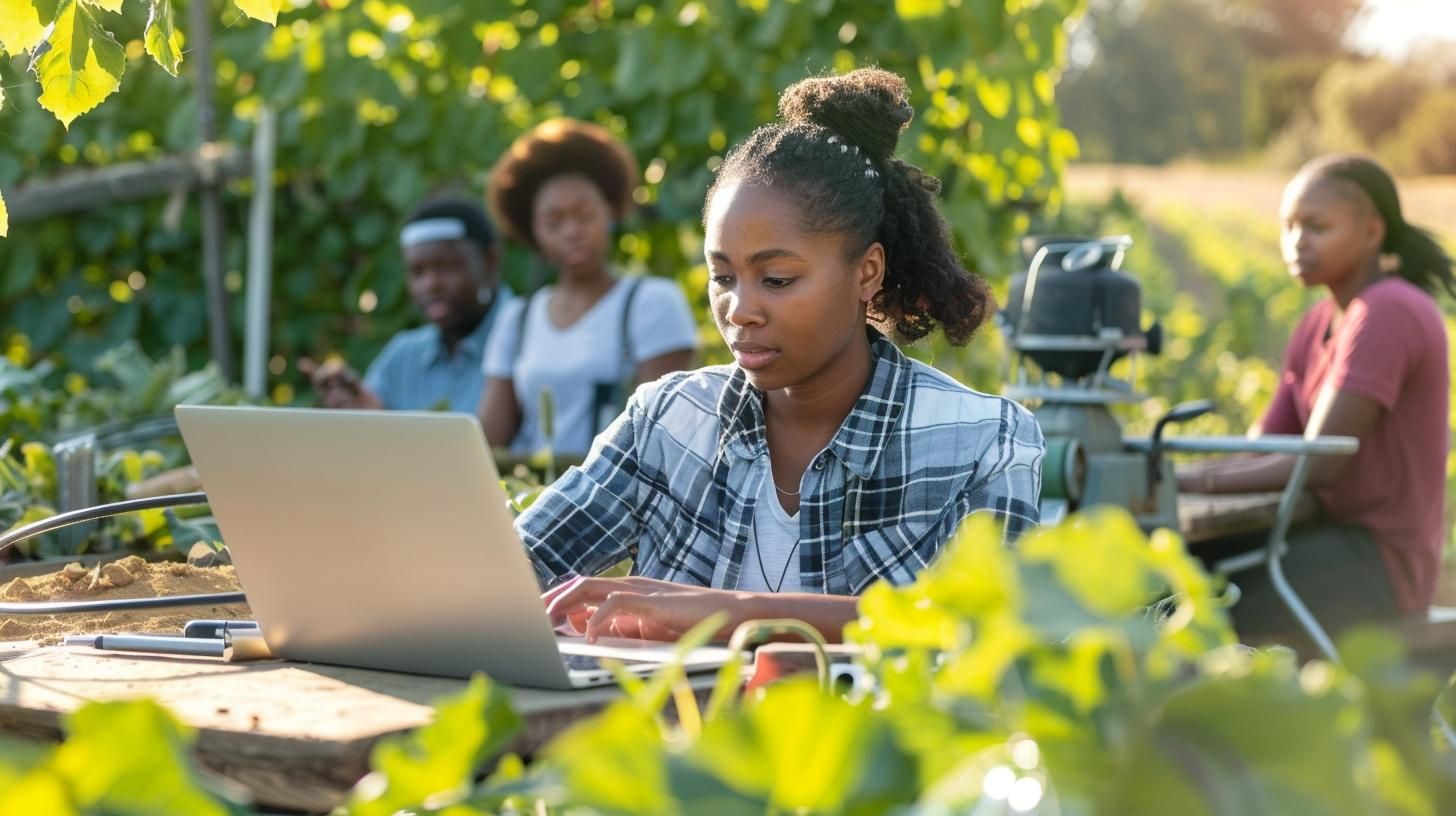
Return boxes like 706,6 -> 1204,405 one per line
1065,162 -> 1456,601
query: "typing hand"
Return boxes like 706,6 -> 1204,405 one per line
543,576 -> 738,643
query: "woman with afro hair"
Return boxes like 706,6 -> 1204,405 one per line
478,118 -> 698,458
521,68 -> 1044,645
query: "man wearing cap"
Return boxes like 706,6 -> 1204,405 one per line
301,196 -> 511,412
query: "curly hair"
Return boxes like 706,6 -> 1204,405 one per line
488,118 -> 639,249
703,68 -> 993,345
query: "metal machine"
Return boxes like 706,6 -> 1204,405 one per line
999,234 -> 1211,530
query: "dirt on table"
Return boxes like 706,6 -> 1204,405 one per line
0,555 -> 252,644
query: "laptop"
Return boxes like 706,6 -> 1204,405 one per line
174,404 -> 736,689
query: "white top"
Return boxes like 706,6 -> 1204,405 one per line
738,464 -> 803,593
484,276 -> 698,456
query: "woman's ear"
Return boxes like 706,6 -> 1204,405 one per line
857,242 -> 886,303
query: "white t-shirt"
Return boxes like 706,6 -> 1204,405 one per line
484,276 -> 698,456
739,466 -> 803,593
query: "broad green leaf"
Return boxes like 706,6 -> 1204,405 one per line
49,699 -> 233,814
0,0 -> 57,53
0,770 -> 73,816
35,0 -> 126,128
545,703 -> 673,814
80,0 -> 121,11
143,0 -> 181,75
232,0 -> 285,25
1019,508 -> 1162,619
1113,658 -> 1374,816
346,673 -> 521,816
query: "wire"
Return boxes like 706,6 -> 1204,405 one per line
1,592 -> 247,615
0,491 -> 250,615
0,492 -> 209,556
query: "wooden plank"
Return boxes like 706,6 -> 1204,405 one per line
1176,491 -> 1317,544
0,646 -> 645,812
5,146 -> 250,223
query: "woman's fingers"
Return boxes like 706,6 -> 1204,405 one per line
584,591 -> 686,643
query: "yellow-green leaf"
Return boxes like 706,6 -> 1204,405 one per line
232,0 -> 285,25
143,0 -> 180,75
0,0 -> 57,53
895,0 -> 944,19
975,76 -> 1012,119
80,0 -> 121,12
0,187 -> 7,238
35,0 -> 126,128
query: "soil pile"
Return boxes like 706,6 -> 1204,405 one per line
0,556 -> 251,644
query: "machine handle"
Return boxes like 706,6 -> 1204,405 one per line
1146,399 -> 1215,497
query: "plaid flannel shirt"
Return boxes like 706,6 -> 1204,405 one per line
517,332 -> 1044,595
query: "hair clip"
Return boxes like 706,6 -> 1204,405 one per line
865,169 -> 878,178
840,144 -> 848,153
827,135 -> 838,144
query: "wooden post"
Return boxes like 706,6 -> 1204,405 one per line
190,0 -> 235,382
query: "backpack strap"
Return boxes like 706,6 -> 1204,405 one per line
618,277 -> 644,378
512,289 -> 537,370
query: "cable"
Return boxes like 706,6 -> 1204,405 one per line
0,492 -> 209,556
1,592 -> 247,615
0,491 -> 250,615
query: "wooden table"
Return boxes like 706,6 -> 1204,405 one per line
1176,490 -> 1318,545
0,645 -> 685,813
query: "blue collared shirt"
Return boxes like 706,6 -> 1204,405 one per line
517,332 -> 1044,595
363,290 -> 511,413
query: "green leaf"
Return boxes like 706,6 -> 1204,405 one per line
689,678 -> 909,813
974,75 -> 1012,119
232,0 -> 284,25
0,187 -> 7,238
1018,508 -> 1163,619
35,0 -> 126,128
1113,656 -> 1375,815
80,0 -> 121,12
345,673 -> 521,816
0,0 -> 58,54
545,703 -> 673,814
20,441 -> 55,496
143,0 -> 181,76
48,699 -> 234,814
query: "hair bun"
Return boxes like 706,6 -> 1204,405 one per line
777,68 -> 913,162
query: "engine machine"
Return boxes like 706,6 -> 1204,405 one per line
999,235 -> 1211,530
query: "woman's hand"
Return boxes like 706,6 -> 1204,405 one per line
298,357 -> 382,410
543,576 -> 742,643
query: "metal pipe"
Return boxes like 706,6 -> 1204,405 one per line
243,107 -> 278,401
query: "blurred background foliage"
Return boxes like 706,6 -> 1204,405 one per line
0,0 -> 1084,410
1059,0 -> 1456,173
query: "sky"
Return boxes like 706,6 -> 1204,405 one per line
1351,0 -> 1456,56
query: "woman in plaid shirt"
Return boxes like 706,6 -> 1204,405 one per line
528,68 -> 1045,643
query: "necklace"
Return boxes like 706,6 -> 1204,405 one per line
756,536 -> 801,593
773,481 -> 800,497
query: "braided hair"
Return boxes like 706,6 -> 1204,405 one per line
1301,154 -> 1455,299
704,68 -> 993,345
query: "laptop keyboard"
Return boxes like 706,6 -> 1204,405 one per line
561,652 -> 663,672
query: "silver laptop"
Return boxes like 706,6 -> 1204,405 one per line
174,404 -> 734,689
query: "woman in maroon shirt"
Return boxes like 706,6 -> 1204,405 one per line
1178,154 -> 1454,648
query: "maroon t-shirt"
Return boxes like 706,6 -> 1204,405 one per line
1261,277 -> 1449,614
